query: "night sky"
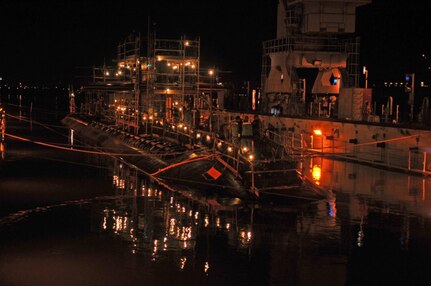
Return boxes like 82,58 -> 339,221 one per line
0,0 -> 430,86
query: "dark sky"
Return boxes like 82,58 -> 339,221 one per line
0,0 -> 430,85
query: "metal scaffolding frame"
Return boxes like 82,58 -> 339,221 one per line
78,32 -> 204,135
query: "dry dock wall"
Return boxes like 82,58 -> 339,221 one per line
228,113 -> 431,174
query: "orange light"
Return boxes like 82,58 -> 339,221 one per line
312,165 -> 321,182
313,129 -> 322,136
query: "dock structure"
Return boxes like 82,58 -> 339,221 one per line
261,0 -> 371,118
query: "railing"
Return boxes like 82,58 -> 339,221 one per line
265,127 -> 431,176
263,35 -> 347,55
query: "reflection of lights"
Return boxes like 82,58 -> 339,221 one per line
328,197 -> 337,218
123,216 -> 128,230
180,226 -> 193,241
169,218 -> 176,235
180,257 -> 187,270
312,165 -> 321,182
206,135 -> 211,142
357,229 -> 364,247
204,215 -> 209,227
103,217 -> 107,230
216,217 -> 221,228
194,212 -> 199,220
118,179 -> 125,189
239,229 -> 253,245
227,146 -> 233,153
113,175 -> 119,186
204,261 -> 210,274
114,216 -> 122,232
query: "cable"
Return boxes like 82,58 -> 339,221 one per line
4,132 -> 148,157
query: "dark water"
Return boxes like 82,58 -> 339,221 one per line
1,102 -> 431,285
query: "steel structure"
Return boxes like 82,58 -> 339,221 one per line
261,0 -> 370,116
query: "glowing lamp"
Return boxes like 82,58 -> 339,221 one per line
313,129 -> 322,136
312,165 -> 321,181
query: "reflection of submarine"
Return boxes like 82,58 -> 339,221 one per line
94,167 -> 256,273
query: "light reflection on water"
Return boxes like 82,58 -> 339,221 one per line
2,110 -> 431,285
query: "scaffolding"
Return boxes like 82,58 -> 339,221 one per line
78,33 -> 203,135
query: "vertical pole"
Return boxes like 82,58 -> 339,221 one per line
300,133 -> 303,149
423,151 -> 427,173
410,73 -> 415,122
396,105 -> 399,123
365,70 -> 368,88
328,102 -> 332,118
291,132 -> 294,148
408,150 -> 411,171
321,136 -> 324,153
251,160 -> 255,195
